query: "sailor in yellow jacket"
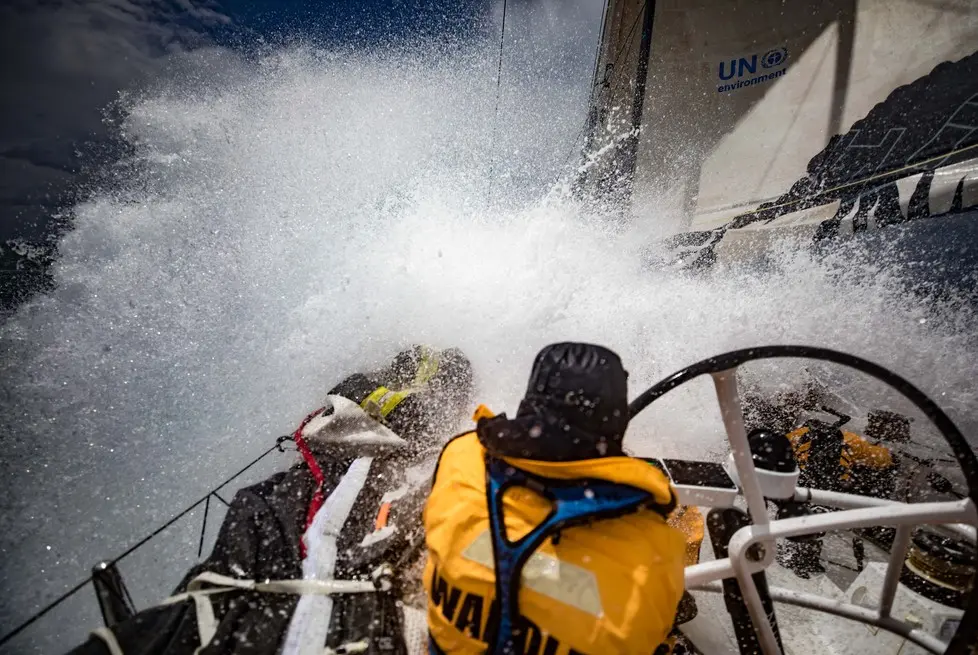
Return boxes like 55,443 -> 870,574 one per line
423,343 -> 688,655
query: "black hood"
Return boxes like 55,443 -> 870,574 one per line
477,343 -> 630,461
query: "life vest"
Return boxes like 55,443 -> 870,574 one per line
423,431 -> 687,655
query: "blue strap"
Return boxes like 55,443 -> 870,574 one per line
483,456 -> 653,655
428,634 -> 446,655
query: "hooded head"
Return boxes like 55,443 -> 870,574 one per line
477,342 -> 630,461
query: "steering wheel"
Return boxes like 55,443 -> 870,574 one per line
628,345 -> 978,655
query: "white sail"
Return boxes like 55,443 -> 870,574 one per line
580,0 -> 978,259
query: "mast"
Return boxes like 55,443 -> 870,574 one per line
621,1 -> 656,196
576,0 -> 653,211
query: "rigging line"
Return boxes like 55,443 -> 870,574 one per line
0,441 -> 284,648
486,0 -> 509,205
601,0 -> 649,90
624,0 -> 656,183
556,120 -> 591,182
0,496 -> 214,649
579,0 -> 613,153
197,495 -> 212,558
557,0 -> 649,188
586,0 -> 611,105
563,1 -> 619,172
109,442 -> 283,567
725,141 -> 978,226
0,577 -> 93,649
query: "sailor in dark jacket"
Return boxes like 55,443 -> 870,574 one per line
69,345 -> 473,655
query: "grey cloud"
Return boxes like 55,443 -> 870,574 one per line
0,0 -> 234,239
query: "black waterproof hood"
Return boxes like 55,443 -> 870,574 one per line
477,343 -> 629,461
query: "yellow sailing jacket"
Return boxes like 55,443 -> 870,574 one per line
668,505 -> 705,567
423,431 -> 687,655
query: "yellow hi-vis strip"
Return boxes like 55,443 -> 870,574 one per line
360,347 -> 440,420
361,386 -> 411,419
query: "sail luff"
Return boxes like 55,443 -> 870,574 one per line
576,0 -> 651,208
621,1 -> 656,191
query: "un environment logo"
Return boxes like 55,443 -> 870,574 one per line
761,47 -> 788,69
